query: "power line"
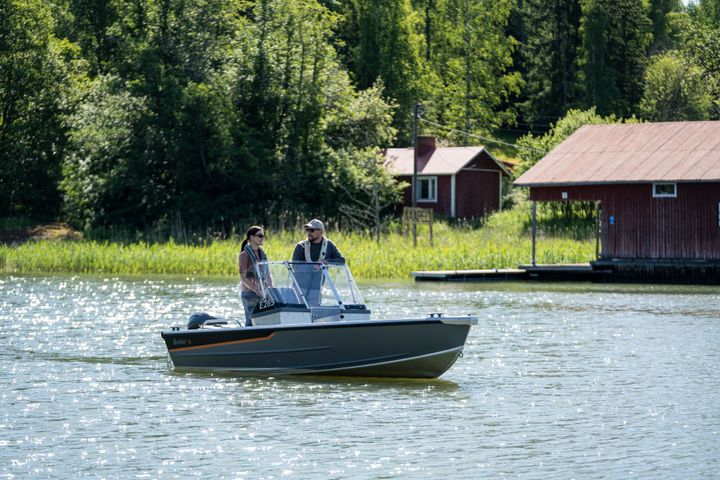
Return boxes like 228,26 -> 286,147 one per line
419,117 -> 547,154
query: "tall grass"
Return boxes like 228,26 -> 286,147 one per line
0,207 -> 596,279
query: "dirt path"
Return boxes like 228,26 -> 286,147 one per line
0,223 -> 82,244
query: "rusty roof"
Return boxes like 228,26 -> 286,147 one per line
514,121 -> 720,186
385,146 -> 510,176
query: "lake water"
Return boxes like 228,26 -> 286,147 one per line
1,275 -> 719,479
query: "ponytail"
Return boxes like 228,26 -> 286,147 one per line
241,225 -> 264,251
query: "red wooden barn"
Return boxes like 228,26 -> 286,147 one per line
515,121 -> 720,265
384,136 -> 511,219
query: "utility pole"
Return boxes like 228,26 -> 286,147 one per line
464,0 -> 470,146
412,103 -> 421,247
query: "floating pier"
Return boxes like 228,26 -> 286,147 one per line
411,268 -> 527,282
413,260 -> 720,284
412,264 -> 606,282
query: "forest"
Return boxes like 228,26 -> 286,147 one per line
1,0 -> 720,236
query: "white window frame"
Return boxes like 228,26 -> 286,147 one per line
416,176 -> 437,202
652,182 -> 677,198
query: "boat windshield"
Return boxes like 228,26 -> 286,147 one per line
253,261 -> 364,308
319,263 -> 364,306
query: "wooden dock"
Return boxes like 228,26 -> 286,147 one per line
411,268 -> 527,282
413,260 -> 720,284
412,263 -> 608,282
520,263 -> 605,282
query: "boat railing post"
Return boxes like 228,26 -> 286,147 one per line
322,265 -> 346,309
286,261 -> 310,308
343,264 -> 364,305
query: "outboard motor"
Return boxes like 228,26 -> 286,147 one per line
187,312 -> 217,330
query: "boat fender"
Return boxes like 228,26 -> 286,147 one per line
187,312 -> 217,330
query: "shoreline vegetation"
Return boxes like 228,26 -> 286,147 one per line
0,206 -> 597,280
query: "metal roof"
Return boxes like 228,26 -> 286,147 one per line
385,146 -> 510,176
514,121 -> 720,186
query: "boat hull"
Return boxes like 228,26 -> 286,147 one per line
161,318 -> 474,379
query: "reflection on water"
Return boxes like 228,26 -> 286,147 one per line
169,369 -> 463,394
1,275 -> 719,479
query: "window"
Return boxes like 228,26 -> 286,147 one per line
653,182 -> 677,198
416,176 -> 437,202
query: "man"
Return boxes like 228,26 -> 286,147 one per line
291,218 -> 345,264
291,219 -> 344,306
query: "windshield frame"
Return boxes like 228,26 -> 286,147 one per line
253,261 -> 365,308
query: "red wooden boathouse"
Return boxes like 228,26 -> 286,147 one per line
385,136 -> 511,219
515,121 -> 720,282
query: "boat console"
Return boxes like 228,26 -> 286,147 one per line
247,261 -> 371,326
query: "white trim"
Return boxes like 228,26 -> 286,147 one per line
498,171 -> 503,210
652,182 -> 677,198
476,148 -> 512,177
450,174 -> 456,217
416,176 -> 438,202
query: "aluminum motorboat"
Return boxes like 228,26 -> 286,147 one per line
160,261 -> 477,378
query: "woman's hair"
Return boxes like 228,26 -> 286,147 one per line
241,225 -> 264,251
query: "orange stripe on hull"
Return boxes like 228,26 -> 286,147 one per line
169,332 -> 276,351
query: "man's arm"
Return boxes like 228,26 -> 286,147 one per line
291,243 -> 305,262
325,240 -> 346,264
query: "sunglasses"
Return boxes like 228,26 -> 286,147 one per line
254,234 -> 265,238
305,229 -> 317,233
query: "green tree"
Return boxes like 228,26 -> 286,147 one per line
678,17 -> 720,118
50,0 -> 119,74
688,0 -> 720,25
639,51 -> 711,121
326,82 -> 404,239
339,0 -> 424,143
234,0 -> 355,222
519,0 -> 583,125
61,75 -> 150,230
59,0 -> 410,232
0,0 -> 78,219
420,0 -> 521,144
578,0 -> 652,116
80,0 -> 249,230
578,0 -> 618,115
649,0 -> 682,53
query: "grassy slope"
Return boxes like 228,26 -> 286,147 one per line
0,205 -> 596,280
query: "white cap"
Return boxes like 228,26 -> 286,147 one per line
303,219 -> 324,231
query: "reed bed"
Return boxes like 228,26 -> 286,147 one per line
0,211 -> 596,280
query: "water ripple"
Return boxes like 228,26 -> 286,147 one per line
1,275 -> 719,478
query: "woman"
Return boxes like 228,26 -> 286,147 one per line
238,225 -> 268,326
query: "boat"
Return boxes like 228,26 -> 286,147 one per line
160,261 -> 477,378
